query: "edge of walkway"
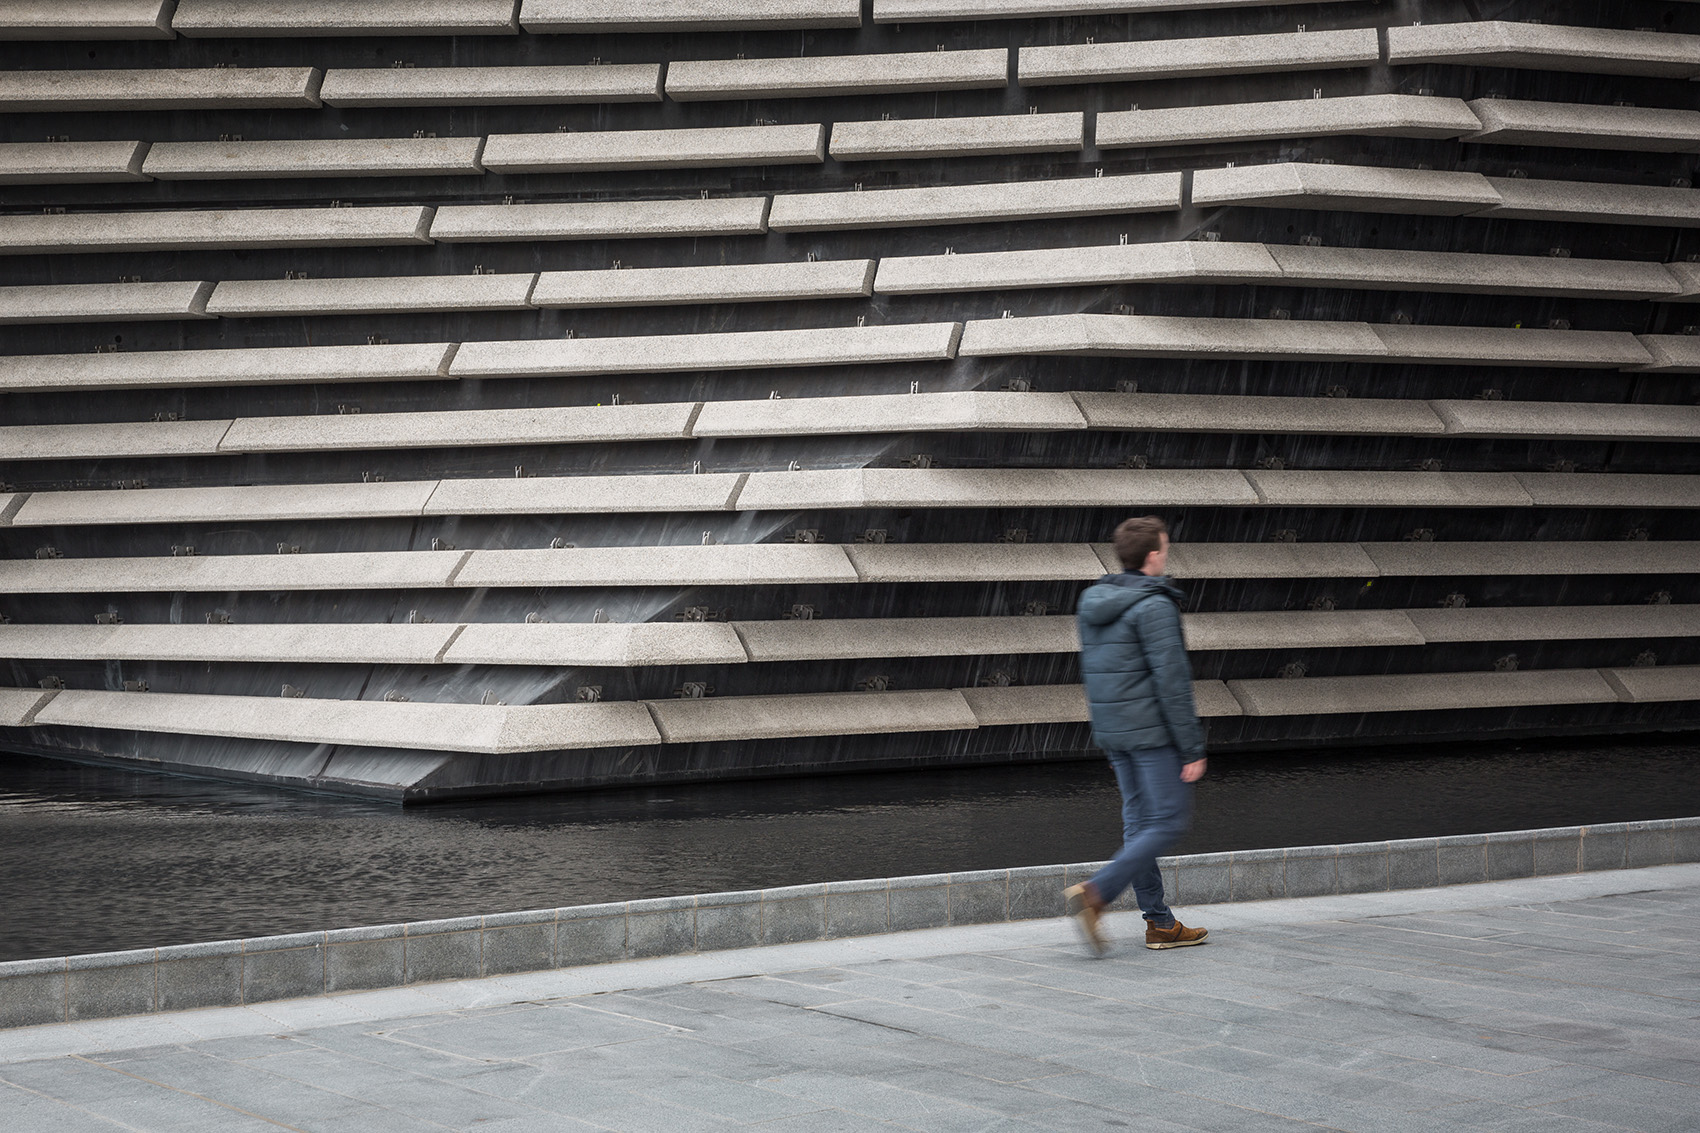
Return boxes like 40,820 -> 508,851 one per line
2,817 -> 1695,1031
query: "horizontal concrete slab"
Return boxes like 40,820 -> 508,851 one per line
445,622 -> 748,667
218,402 -> 696,454
845,542 -> 1106,583
0,551 -> 467,594
960,312 -> 1389,362
1164,541 -> 1382,579
0,205 -> 434,255
1184,610 -> 1424,651
0,688 -> 55,727
1247,470 -> 1534,509
1514,472 -> 1700,509
1466,98 -> 1700,152
0,0 -> 174,39
452,323 -> 959,378
1098,94 -> 1480,149
1478,176 -> 1700,226
875,0 -> 1356,17
11,479 -> 439,528
0,623 -> 460,665
0,66 -> 322,111
1020,27 -> 1378,85
1433,399 -> 1700,441
0,419 -> 232,462
483,124 -> 824,173
1192,162 -> 1502,216
424,473 -> 746,517
1074,391 -> 1446,436
1386,21 -> 1700,78
830,111 -> 1083,160
668,48 -> 1005,100
1409,604 -> 1700,644
956,679 -> 1241,726
0,139 -> 149,184
207,273 -> 535,317
170,0 -> 519,35
456,543 -> 857,588
1267,244 -> 1682,299
430,197 -> 768,242
1654,261 -> 1700,301
693,391 -> 1087,437
1372,324 -> 1652,368
0,280 -> 214,324
875,240 -> 1282,294
532,259 -> 873,309
1632,335 -> 1700,372
142,137 -> 485,180
0,342 -> 456,393
1601,664 -> 1700,703
735,467 -> 1258,510
518,0 -> 862,32
320,64 -> 661,106
733,615 -> 1078,662
1362,541 -> 1700,577
646,689 -> 977,743
767,171 -> 1181,231
1229,667 -> 1621,716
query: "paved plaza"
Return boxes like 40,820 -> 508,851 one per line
1,864 -> 1696,1132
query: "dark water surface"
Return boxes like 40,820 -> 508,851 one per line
2,736 -> 1697,962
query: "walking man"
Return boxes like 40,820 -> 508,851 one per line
1065,515 -> 1209,955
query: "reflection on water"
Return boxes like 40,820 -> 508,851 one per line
1,734 -> 1696,961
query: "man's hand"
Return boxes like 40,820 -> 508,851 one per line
1180,758 -> 1207,783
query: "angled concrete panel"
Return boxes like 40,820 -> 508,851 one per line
960,312 -> 1388,362
1632,335 -> 1700,372
668,48 -> 1005,100
1362,541 -> 1700,577
1514,472 -> 1700,509
877,0 -> 1353,19
424,473 -> 745,517
1164,542 -> 1381,579
693,391 -> 1086,437
830,112 -> 1083,161
0,552 -> 465,594
483,124 -> 824,173
445,622 -> 748,667
10,480 -> 439,528
0,205 -> 434,255
0,140 -> 149,184
207,274 -> 535,317
1229,668 -> 1620,716
957,679 -> 1240,725
1466,98 -> 1700,152
1385,22 -> 1700,78
1655,261 -> 1700,301
0,342 -> 455,393
533,259 -> 872,309
647,690 -> 977,744
171,0 -> 519,35
1098,95 -> 1480,149
1247,471 -> 1533,509
1479,177 -> 1700,227
0,281 -> 214,325
142,137 -> 485,180
430,197 -> 768,243
1074,391 -> 1446,436
1409,605 -> 1700,644
1184,610 -> 1423,651
736,468 -> 1257,510
220,402 -> 695,454
1268,245 -> 1681,299
320,64 -> 661,106
1192,163 -> 1502,216
0,688 -> 56,727
457,543 -> 857,588
1372,324 -> 1652,368
1433,400 -> 1700,441
519,0 -> 861,32
0,623 -> 459,665
767,172 -> 1181,231
733,615 -> 1078,662
876,240 -> 1282,294
1020,28 -> 1378,85
1601,665 -> 1700,704
0,419 -> 232,462
0,67 -> 322,111
846,542 -> 1106,583
0,1 -> 174,39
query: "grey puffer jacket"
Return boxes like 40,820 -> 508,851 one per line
1076,572 -> 1205,758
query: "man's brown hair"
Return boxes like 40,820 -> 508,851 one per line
1113,515 -> 1168,571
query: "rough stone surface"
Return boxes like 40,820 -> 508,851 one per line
1514,471 -> 1700,509
482,124 -> 825,173
141,137 -> 485,179
519,0 -> 863,32
767,171 -> 1181,230
732,614 -> 1079,662
1601,663 -> 1700,704
1409,604 -> 1700,643
1386,20 -> 1700,78
219,401 -> 696,453
1164,541 -> 1382,579
533,258 -> 873,308
1074,390 -> 1446,436
0,342 -> 454,393
829,111 -> 1083,160
1098,94 -> 1481,148
0,0 -> 174,39
734,467 -> 1258,510
1433,399 -> 1700,439
0,67 -> 323,110
1183,610 -> 1424,651
444,622 -> 749,667
876,240 -> 1282,294
1362,539 -> 1700,577
170,0 -> 519,36
667,48 -> 1006,100
0,622 -> 460,666
1268,244 -> 1681,299
207,272 -> 535,316
320,63 -> 661,106
0,140 -> 150,184
1373,323 -> 1652,367
422,472 -> 746,516
694,390 -> 1086,436
11,479 -> 439,527
456,542 -> 857,588
430,197 -> 768,242
0,280 -> 214,324
1466,97 -> 1700,151
0,551 -> 466,594
1020,27 -> 1379,84
846,541 -> 1106,583
1246,469 -> 1533,508
0,205 -> 434,255
0,418 -> 230,461
960,311 -> 1389,362
1228,667 -> 1620,716
1192,161 -> 1503,215
1480,176 -> 1700,226
647,689 -> 978,743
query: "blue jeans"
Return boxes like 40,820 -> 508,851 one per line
1087,745 -> 1193,927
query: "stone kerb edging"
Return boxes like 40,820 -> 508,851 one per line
3,817 -> 1696,1030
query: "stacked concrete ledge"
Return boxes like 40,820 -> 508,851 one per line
1,818 -> 1694,1029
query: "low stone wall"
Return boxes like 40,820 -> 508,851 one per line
4,817 -> 1696,1029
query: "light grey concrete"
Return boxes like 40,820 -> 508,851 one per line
876,239 -> 1282,294
1634,333 -> 1700,371
445,622 -> 749,667
533,258 -> 873,308
451,322 -> 959,378
1269,243 -> 1683,299
0,688 -> 55,728
456,543 -> 858,589
1020,27 -> 1378,85
1363,539 -> 1700,577
668,47 -> 1005,100
732,615 -> 1079,662
1075,390 -> 1447,436
430,196 -> 768,242
0,280 -> 213,324
1467,97 -> 1700,151
1656,259 -> 1700,300
1373,323 -> 1653,367
141,136 -> 485,180
218,401 -> 696,454
0,551 -> 467,594
1387,20 -> 1700,78
423,473 -> 747,517
693,390 -> 1087,437
734,468 -> 1259,511
876,0 -> 1358,18
0,0 -> 174,38
1099,93 -> 1480,149
0,418 -> 231,462
0,204 -> 435,255
170,0 -> 519,35
960,311 -> 1390,362
0,66 -> 322,111
830,111 -> 1083,161
963,681 -> 1239,724
0,139 -> 148,183
519,0 -> 862,32
767,170 -> 1181,230
1248,470 -> 1534,509
320,63 -> 661,106
10,479 -> 440,528
0,341 -> 455,393
647,689 -> 978,744
1192,161 -> 1503,215
1603,663 -> 1700,703
1515,471 -> 1700,509
846,542 -> 1107,583
1185,610 -> 1424,651
1408,604 -> 1700,643
1165,541 -> 1382,579
1479,175 -> 1700,226
0,623 -> 461,665
207,272 -> 535,316
1433,398 -> 1700,441
483,124 -> 824,173
1229,666 -> 1621,716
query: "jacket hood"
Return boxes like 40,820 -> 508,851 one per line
1077,572 -> 1186,626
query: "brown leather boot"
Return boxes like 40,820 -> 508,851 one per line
1145,920 -> 1208,949
1063,883 -> 1108,957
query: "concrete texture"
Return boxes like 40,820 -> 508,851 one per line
0,204 -> 435,254
1019,27 -> 1378,84
484,124 -> 824,173
430,196 -> 768,242
445,622 -> 749,667
0,341 -> 454,392
876,239 -> 1283,294
218,401 -> 696,453
1603,663 -> 1700,703
518,0 -> 863,32
1387,20 -> 1700,78
731,614 -> 1080,662
0,622 -> 460,665
767,171 -> 1181,230
734,468 -> 1259,510
1479,176 -> 1700,226
0,66 -> 322,111
0,139 -> 149,184
1466,97 -> 1700,152
0,0 -> 174,38
1074,390 -> 1447,436
0,551 -> 467,594
647,689 -> 979,743
1634,334 -> 1700,371
1268,243 -> 1682,299
1408,603 -> 1700,643
1165,541 -> 1382,579
1229,667 -> 1621,715
11,479 -> 439,527
1098,94 -> 1481,148
845,542 -> 1107,583
1433,399 -> 1700,441
693,390 -> 1088,437
1184,610 -> 1424,651
959,680 -> 1242,724
1654,259 -> 1700,300
422,472 -> 746,516
830,111 -> 1083,161
960,312 -> 1389,362
0,688 -> 55,728
1362,539 -> 1700,577
1372,323 -> 1653,367
320,63 -> 661,106
533,258 -> 873,308
0,418 -> 232,461
207,272 -> 535,316
455,543 -> 859,589
141,137 -> 486,180
1515,471 -> 1700,509
1246,470 -> 1533,509
1192,162 -> 1503,215
667,47 -> 1006,100
170,0 -> 520,35
875,0 -> 1349,18
0,280 -> 214,324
